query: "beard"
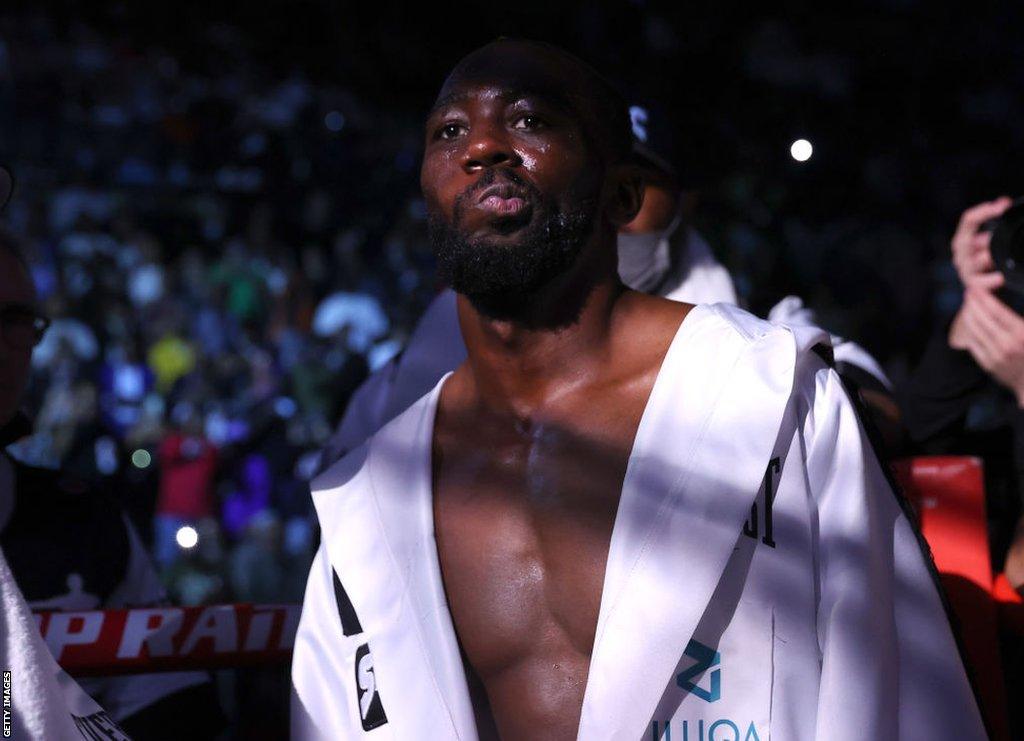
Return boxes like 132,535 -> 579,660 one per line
428,170 -> 597,322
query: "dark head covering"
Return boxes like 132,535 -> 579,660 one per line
0,166 -> 12,212
628,103 -> 691,186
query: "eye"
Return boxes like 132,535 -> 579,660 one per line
512,114 -> 545,131
437,122 -> 466,140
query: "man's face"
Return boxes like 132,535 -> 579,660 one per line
421,43 -> 611,316
0,251 -> 36,426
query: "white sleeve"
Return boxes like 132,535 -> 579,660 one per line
291,544 -> 371,740
77,517 -> 208,722
806,366 -> 986,740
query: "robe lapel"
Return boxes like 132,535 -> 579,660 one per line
579,310 -> 801,740
312,375 -> 477,740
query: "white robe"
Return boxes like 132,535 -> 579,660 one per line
658,229 -> 738,307
292,303 -> 985,740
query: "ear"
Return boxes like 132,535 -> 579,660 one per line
605,163 -> 644,228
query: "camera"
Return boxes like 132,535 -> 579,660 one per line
983,197 -> 1024,295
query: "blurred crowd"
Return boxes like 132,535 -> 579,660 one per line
0,11 -> 447,606
0,0 -> 1020,664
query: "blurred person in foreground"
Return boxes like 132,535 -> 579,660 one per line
318,107 -> 898,472
292,39 -> 982,740
0,175 -> 224,738
0,167 -> 131,740
904,196 -> 1024,589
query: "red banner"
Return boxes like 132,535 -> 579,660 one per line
34,603 -> 301,676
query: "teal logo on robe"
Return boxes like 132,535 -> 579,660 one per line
677,639 -> 721,702
651,719 -> 762,740
655,641 -> 764,739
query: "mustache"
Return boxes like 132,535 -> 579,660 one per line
452,169 -> 541,220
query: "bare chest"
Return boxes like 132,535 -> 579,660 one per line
431,397 -> 646,681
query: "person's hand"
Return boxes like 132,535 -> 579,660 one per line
949,286 -> 1024,406
1003,514 -> 1024,594
951,197 -> 1013,287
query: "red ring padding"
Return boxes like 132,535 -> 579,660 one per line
35,603 -> 300,677
893,456 -> 1010,741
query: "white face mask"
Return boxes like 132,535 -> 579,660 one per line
616,213 -> 681,293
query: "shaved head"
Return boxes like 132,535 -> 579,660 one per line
433,39 -> 632,165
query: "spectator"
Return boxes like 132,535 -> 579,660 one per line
904,197 -> 1024,586
154,403 -> 218,568
0,224 -> 225,738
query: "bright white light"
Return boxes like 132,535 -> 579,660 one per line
790,139 -> 813,162
176,526 -> 199,550
131,449 -> 152,469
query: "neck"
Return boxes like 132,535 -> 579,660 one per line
456,242 -> 625,416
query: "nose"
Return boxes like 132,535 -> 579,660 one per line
462,122 -> 521,174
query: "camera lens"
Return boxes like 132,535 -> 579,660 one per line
989,198 -> 1024,294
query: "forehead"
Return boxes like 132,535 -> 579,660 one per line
431,43 -> 595,120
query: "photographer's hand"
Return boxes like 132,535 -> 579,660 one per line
951,196 -> 1012,286
950,285 -> 1024,406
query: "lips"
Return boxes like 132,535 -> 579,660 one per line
474,182 -> 532,218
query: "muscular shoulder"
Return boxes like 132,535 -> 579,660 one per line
705,302 -> 791,343
619,290 -> 691,330
626,296 -> 776,347
613,292 -> 693,367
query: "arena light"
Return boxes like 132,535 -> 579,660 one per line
790,139 -> 813,162
176,526 -> 199,550
324,110 -> 346,132
273,396 -> 297,419
131,449 -> 152,469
